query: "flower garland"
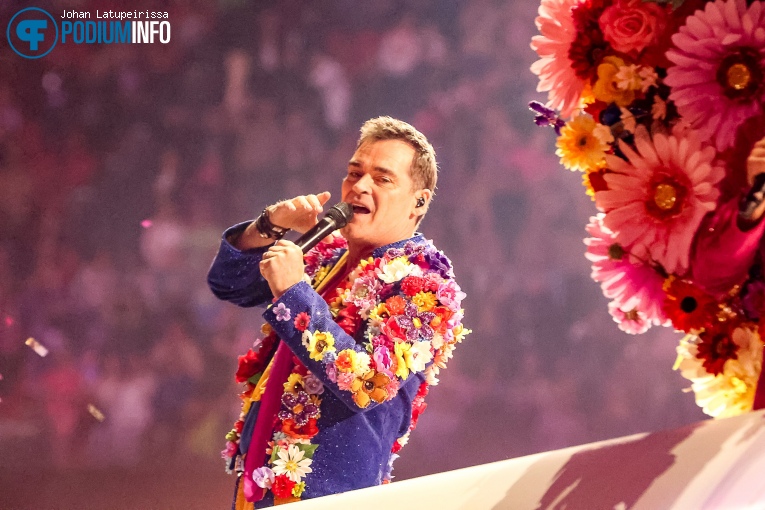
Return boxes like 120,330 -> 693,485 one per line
531,0 -> 765,418
223,235 -> 469,502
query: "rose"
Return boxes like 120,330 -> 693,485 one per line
598,0 -> 667,54
235,349 -> 264,383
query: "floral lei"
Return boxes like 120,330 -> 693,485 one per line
530,0 -> 765,417
222,234 -> 470,503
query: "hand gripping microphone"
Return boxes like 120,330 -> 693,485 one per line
295,202 -> 354,253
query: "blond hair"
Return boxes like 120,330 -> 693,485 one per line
357,116 -> 438,194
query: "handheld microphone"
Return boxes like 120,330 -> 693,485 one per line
295,202 -> 354,253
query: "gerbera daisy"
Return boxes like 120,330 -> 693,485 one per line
584,214 -> 667,325
594,126 -> 725,275
665,0 -> 765,151
607,300 -> 652,334
675,327 -> 763,418
556,114 -> 610,171
663,277 -> 720,333
695,325 -> 739,376
531,0 -> 588,117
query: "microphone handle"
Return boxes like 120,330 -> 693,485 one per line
295,218 -> 338,253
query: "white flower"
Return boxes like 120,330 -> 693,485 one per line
593,124 -> 615,145
638,66 -> 658,92
301,330 -> 312,350
272,444 -> 313,483
619,107 -> 636,133
352,351 -> 372,376
651,96 -> 667,121
377,257 -> 418,283
408,341 -> 434,373
614,64 -> 642,91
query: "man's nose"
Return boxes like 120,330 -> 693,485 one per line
352,174 -> 372,194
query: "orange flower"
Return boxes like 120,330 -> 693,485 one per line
335,349 -> 356,373
385,295 -> 407,316
282,418 -> 319,439
350,370 -> 390,408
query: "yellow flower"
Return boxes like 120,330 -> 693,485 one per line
453,324 -> 471,343
555,114 -> 609,172
313,265 -> 330,286
368,303 -> 388,323
593,56 -> 635,106
335,349 -> 358,373
394,342 -> 411,379
308,331 -> 336,361
283,373 -> 304,394
412,291 -> 437,312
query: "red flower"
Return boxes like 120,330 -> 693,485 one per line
234,420 -> 244,433
294,312 -> 311,332
235,349 -> 263,383
401,276 -> 426,297
282,417 -> 320,439
568,0 -> 610,81
663,279 -> 719,333
337,303 -> 361,335
385,296 -> 407,316
271,474 -> 297,499
391,441 -> 402,454
696,326 -> 739,376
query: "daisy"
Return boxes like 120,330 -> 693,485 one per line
584,214 -> 667,325
665,0 -> 765,151
531,0 -> 588,117
607,300 -> 652,334
272,444 -> 313,483
556,114 -> 610,172
594,126 -> 725,275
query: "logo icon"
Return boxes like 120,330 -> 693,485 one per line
7,7 -> 58,59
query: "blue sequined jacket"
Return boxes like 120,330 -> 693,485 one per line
207,221 -> 465,505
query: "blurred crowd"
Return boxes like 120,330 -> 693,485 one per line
0,0 -> 704,479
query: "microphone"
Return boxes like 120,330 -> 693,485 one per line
295,202 -> 354,253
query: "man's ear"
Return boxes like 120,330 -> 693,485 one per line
414,189 -> 433,218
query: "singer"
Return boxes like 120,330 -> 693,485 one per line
207,116 -> 470,507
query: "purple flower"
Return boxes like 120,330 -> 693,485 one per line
325,362 -> 338,383
373,346 -> 393,371
423,249 -> 453,279
252,467 -> 275,489
396,302 -> 435,341
303,373 -> 324,395
278,390 -> 320,426
274,303 -> 291,322
529,101 -> 566,135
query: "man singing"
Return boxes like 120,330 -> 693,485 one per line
207,117 -> 469,507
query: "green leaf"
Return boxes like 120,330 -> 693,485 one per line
297,443 -> 319,458
270,446 -> 280,464
247,372 -> 263,385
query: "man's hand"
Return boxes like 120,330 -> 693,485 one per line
260,240 -> 305,298
268,192 -> 332,234
233,191 -> 332,251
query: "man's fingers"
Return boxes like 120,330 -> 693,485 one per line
306,194 -> 324,212
317,191 -> 331,205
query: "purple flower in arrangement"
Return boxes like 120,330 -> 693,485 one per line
396,302 -> 435,341
274,303 -> 291,322
278,390 -> 319,427
303,373 -> 324,395
423,249 -> 453,278
529,101 -> 566,135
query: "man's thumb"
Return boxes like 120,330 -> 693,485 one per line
317,191 -> 332,205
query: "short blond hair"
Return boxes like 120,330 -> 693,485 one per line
357,116 -> 438,194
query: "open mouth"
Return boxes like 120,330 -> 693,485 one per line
352,205 -> 371,214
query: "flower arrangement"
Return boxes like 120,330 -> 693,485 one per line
531,0 -> 765,417
222,235 -> 469,502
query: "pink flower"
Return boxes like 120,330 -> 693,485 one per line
373,346 -> 393,371
436,280 -> 466,312
665,0 -> 765,151
608,301 -> 652,334
530,0 -> 587,117
336,372 -> 355,391
584,214 -> 667,325
221,440 -> 238,459
598,0 -> 668,54
594,126 -> 725,275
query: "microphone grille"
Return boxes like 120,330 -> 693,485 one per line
326,202 -> 353,228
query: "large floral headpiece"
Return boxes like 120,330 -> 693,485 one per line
531,0 -> 765,417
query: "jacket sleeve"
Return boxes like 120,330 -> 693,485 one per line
691,198 -> 765,296
206,221 -> 275,307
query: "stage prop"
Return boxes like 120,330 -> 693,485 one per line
529,0 -> 765,417
288,410 -> 765,509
